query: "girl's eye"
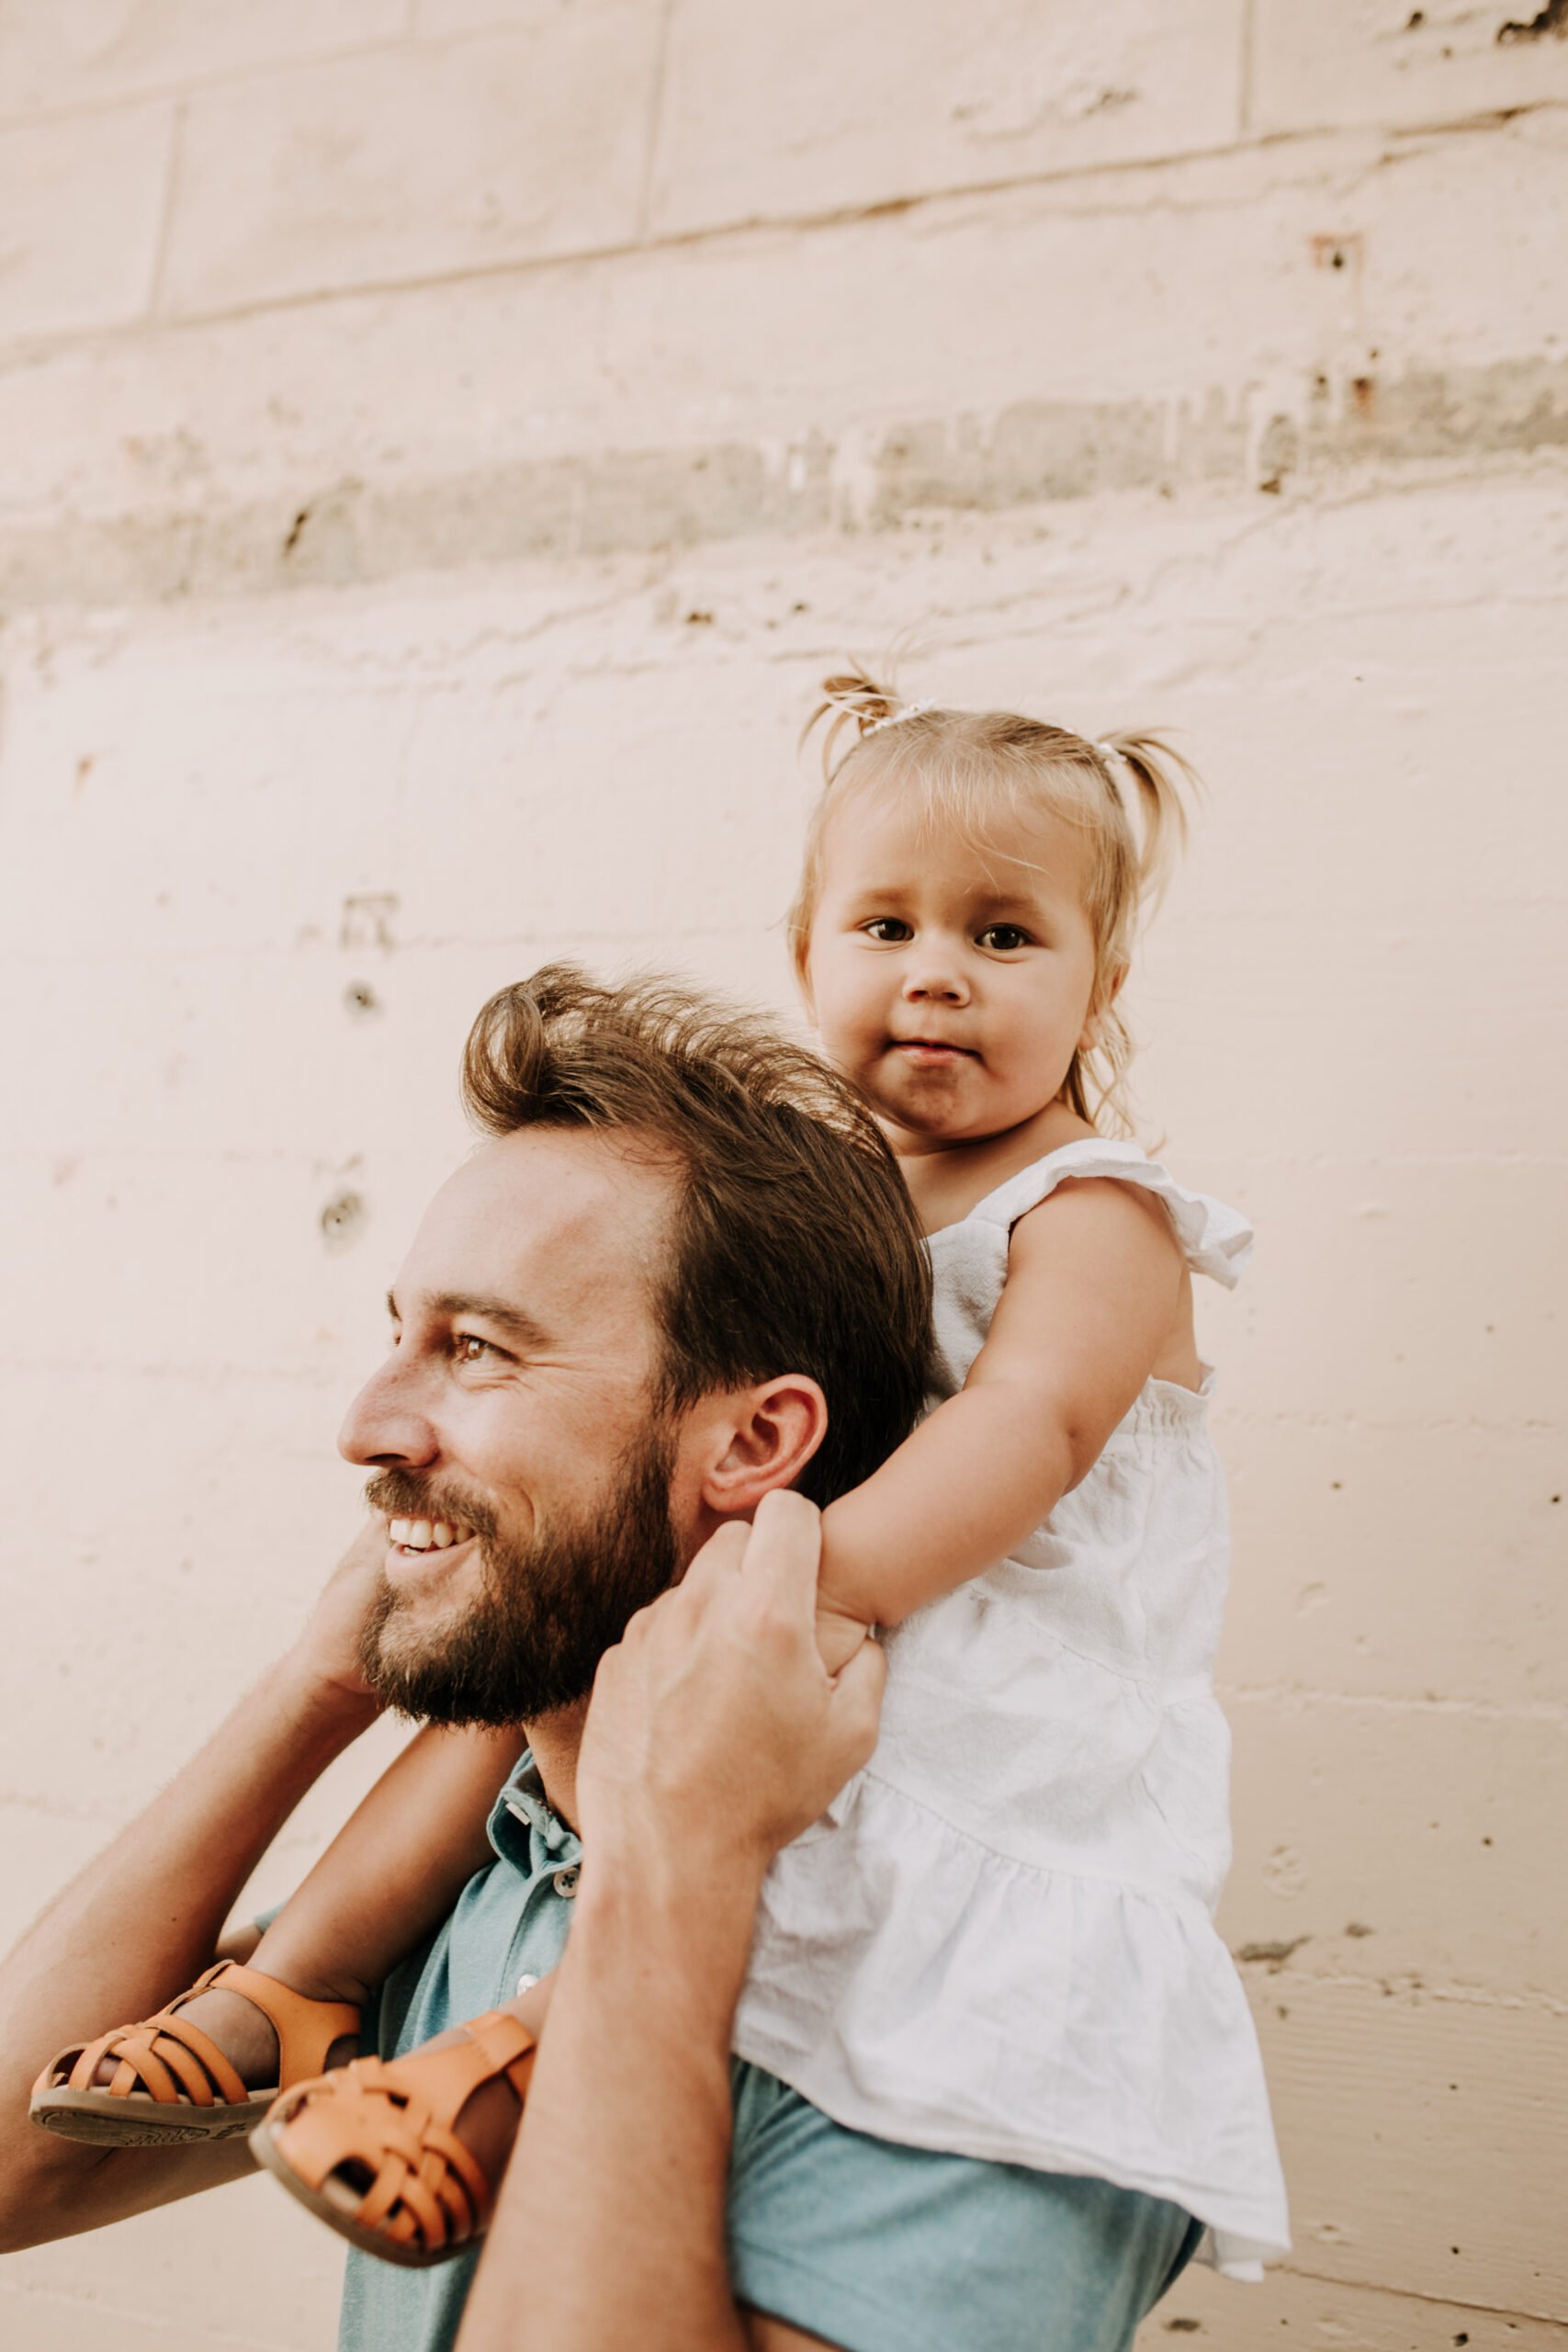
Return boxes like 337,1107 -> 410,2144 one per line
977,923 -> 1032,951
863,918 -> 912,943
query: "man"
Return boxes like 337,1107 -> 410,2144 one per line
0,965 -> 939,2347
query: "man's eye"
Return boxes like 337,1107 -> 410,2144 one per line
978,924 -> 1031,951
456,1335 -> 493,1363
863,919 -> 912,943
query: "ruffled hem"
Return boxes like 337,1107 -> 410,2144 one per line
734,1770 -> 1290,2266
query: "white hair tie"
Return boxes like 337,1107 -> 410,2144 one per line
865,701 -> 933,738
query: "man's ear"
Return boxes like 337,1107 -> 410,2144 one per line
700,1374 -> 829,1516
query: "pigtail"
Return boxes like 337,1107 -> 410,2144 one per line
1096,731 -> 1200,910
1066,731 -> 1201,1136
801,662 -> 912,781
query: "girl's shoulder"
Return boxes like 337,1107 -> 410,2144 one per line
951,1139 -> 1254,1290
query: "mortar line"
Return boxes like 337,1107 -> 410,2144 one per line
1217,1684 -> 1568,1724
0,2274 -> 311,2352
635,0 -> 678,243
0,28 -> 426,138
5,105 -> 1564,366
1271,2260 -> 1564,2328
1238,1970 -> 1568,2017
1237,0 -> 1257,136
145,98 -> 187,322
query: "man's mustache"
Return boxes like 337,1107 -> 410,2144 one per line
363,1469 -> 499,1544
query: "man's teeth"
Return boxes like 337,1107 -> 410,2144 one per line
387,1517 -> 467,1552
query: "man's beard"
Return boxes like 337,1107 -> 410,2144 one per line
356,1428 -> 680,1726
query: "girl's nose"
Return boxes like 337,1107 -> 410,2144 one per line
901,952 -> 969,1005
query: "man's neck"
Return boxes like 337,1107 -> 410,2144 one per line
522,1698 -> 591,1830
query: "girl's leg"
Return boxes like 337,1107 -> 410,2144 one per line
386,1972 -> 557,2186
98,1723 -> 525,2090
254,1721 -> 524,2003
254,1972 -> 558,2254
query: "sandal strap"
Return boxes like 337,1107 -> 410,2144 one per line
41,1965 -> 361,2111
65,2026 -> 179,2105
347,2011 -> 536,2130
62,2008 -> 248,2108
199,1961 -> 361,2088
265,2008 -> 536,2256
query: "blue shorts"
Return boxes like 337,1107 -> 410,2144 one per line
727,2064 -> 1203,2352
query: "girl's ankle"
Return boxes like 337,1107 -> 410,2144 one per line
249,1954 -> 371,2011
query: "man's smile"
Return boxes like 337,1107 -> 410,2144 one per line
384,1517 -> 481,1588
388,1515 -> 474,1553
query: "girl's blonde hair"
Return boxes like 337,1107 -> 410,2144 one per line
787,667 -> 1199,1136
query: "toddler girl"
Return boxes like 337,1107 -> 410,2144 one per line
33,676 -> 1288,2286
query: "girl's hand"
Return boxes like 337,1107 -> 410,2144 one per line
813,1599 -> 873,1679
577,1493 -> 885,1880
287,1516 -> 392,1713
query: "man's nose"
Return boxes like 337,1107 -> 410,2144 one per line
337,1357 -> 440,1469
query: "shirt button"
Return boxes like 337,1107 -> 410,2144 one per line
515,1973 -> 539,1996
552,1864 -> 581,1897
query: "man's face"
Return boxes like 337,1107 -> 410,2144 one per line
338,1126 -> 694,1725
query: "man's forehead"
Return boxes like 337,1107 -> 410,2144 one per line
398,1125 -> 678,1307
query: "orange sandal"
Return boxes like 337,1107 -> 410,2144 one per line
251,2010 -> 536,2267
29,1961 -> 361,2147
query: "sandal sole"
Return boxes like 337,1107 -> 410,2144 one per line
30,2086 -> 277,2146
250,2115 -> 479,2270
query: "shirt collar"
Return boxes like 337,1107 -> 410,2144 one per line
487,1748 -> 583,1880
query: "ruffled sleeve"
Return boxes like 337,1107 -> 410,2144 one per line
969,1140 -> 1253,1288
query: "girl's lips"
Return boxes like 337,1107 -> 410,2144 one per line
893,1040 -> 975,1064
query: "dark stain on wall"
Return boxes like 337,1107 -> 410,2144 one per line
6,358 -> 1568,605
1497,0 -> 1568,40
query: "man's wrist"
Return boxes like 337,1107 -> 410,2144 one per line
573,1826 -> 766,2026
267,1646 -> 382,1747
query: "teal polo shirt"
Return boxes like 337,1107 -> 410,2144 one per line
338,1750 -> 576,2352
336,1754 -> 1201,2352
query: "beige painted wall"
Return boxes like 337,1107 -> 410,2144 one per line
0,4 -> 1563,2346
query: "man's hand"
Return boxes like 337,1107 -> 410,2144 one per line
284,1513 -> 391,1715
577,1489 -> 886,1884
458,1491 -> 884,2352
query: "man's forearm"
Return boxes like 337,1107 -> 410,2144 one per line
459,1833 -> 762,2352
0,1650 -> 377,2247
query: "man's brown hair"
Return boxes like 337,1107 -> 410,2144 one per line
461,964 -> 932,1505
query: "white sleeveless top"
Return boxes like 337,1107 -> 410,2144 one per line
732,1141 -> 1291,2278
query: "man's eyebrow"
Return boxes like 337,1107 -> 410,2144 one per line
387,1288 -> 553,1351
434,1292 -> 555,1351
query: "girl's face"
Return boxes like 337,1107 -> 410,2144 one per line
804,789 -> 1107,1151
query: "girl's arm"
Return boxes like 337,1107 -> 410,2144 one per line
250,1720 -> 524,2006
816,1178 -> 1184,1651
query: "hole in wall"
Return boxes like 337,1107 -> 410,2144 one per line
321,1191 -> 367,1251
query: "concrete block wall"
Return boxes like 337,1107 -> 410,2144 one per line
0,4 -> 1562,2346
